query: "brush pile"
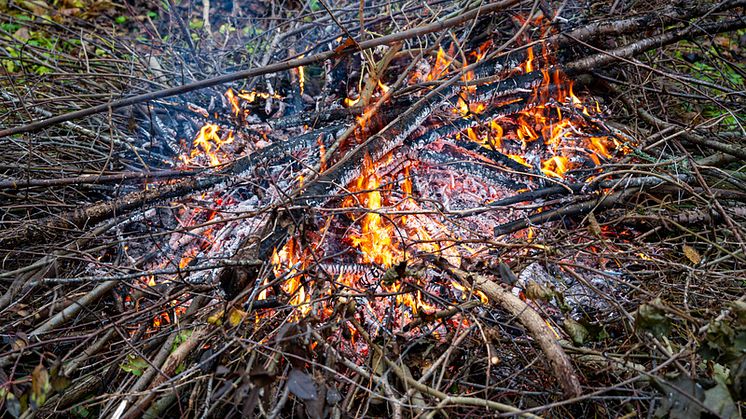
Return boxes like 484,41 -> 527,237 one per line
1,0 -> 745,417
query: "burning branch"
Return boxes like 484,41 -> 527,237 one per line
3,0 -> 745,417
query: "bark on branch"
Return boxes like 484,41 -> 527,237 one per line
437,261 -> 583,398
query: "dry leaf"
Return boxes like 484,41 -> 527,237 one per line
333,37 -> 358,56
587,212 -> 602,237
30,364 -> 51,408
227,308 -> 246,327
683,245 -> 701,265
287,368 -> 317,401
207,309 -> 224,326
13,27 -> 30,42
524,280 -> 553,302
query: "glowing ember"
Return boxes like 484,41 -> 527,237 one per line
149,15 -> 632,348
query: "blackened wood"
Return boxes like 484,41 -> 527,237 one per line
0,0 -> 523,138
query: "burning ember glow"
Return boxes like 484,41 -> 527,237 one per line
139,15 -> 632,358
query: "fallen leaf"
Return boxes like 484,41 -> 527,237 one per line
683,245 -> 701,265
524,280 -> 553,302
654,374 -> 704,419
326,386 -> 342,405
12,27 -> 30,42
287,368 -> 317,401
207,309 -> 224,326
18,0 -> 48,15
227,307 -> 246,327
58,8 -> 81,16
587,212 -> 602,237
30,364 -> 51,408
120,354 -> 148,376
333,37 -> 359,56
635,299 -> 671,338
563,318 -> 589,345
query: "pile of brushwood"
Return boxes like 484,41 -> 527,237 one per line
1,0 -> 745,417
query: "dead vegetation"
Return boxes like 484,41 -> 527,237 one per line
1,0 -> 745,417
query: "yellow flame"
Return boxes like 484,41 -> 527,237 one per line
450,280 -> 489,304
225,88 -> 241,117
298,66 -> 305,95
347,155 -> 400,268
344,96 -> 360,107
508,154 -> 531,167
427,46 -> 454,81
272,239 -> 313,317
489,120 -> 503,149
237,90 -> 282,102
188,124 -> 234,167
589,137 -> 612,159
541,156 -> 570,178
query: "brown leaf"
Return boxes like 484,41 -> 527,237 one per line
249,365 -> 276,387
587,212 -> 602,237
58,8 -> 81,16
30,364 -> 50,408
524,280 -> 553,302
12,27 -> 30,42
683,245 -> 701,265
18,0 -> 48,15
333,37 -> 359,56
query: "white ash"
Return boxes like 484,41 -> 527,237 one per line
516,262 -> 620,317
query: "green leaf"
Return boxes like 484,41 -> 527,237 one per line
563,318 -> 589,345
703,364 -> 739,419
171,330 -> 193,352
120,354 -> 149,376
635,298 -> 671,338
34,65 -> 52,75
0,23 -> 20,32
174,363 -> 186,375
114,16 -> 127,24
218,23 -> 235,35
71,405 -> 91,418
146,10 -> 158,19
188,19 -> 203,30
524,280 -> 553,302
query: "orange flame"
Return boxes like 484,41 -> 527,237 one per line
298,66 -> 305,95
272,238 -> 313,317
541,156 -> 570,178
348,155 -> 400,268
225,88 -> 241,117
187,124 -> 234,167
427,46 -> 454,81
